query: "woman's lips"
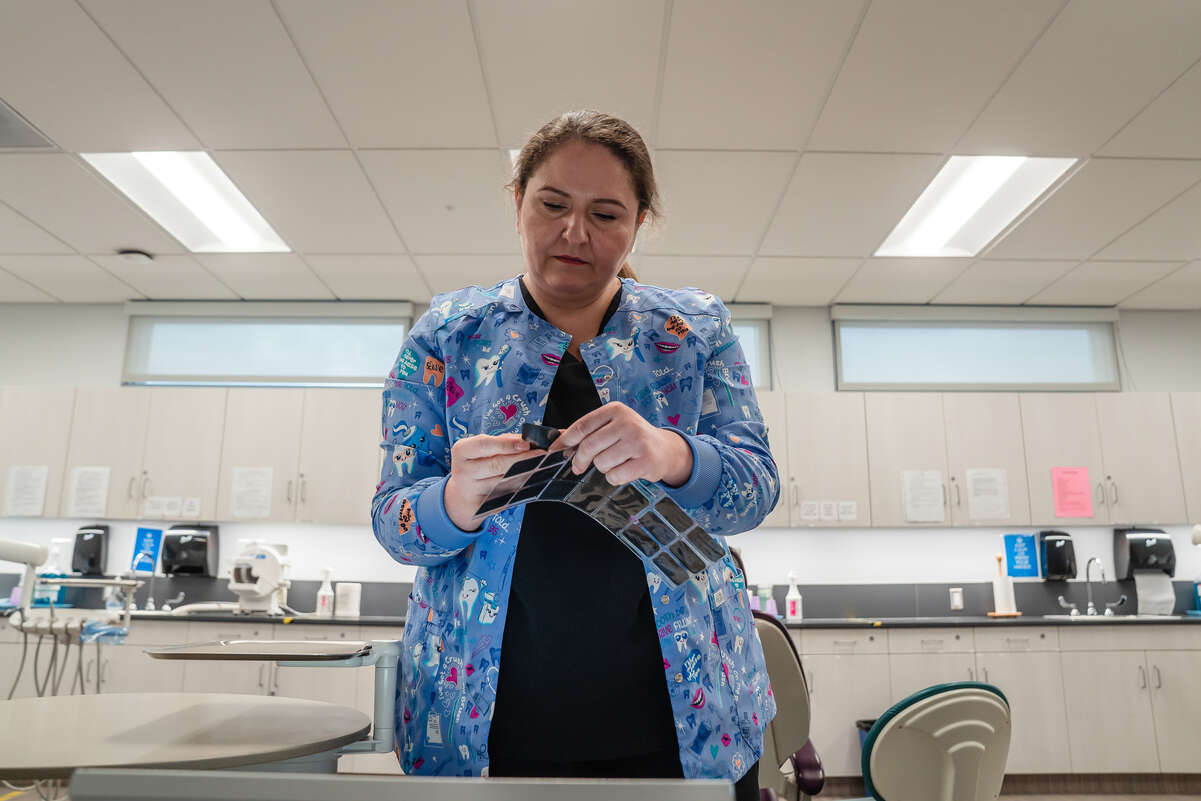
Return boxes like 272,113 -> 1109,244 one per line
554,256 -> 587,264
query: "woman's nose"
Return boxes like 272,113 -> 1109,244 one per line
561,210 -> 588,244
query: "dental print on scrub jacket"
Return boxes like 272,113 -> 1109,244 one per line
372,275 -> 779,782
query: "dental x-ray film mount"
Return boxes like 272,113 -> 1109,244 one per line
471,423 -> 728,587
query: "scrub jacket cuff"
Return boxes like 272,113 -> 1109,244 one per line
416,475 -> 483,552
661,427 -> 722,508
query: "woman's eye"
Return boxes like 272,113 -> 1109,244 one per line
593,212 -> 616,221
542,201 -> 565,211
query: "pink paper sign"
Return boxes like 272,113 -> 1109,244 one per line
1051,466 -> 1093,518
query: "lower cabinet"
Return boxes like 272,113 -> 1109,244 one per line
887,652 -> 977,703
180,621 -> 274,695
1146,650 -> 1201,772
1060,651 -> 1160,773
974,650 -> 1070,773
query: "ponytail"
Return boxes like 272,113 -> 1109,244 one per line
618,262 -> 638,281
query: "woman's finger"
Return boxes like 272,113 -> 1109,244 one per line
457,433 -> 530,458
571,419 -> 626,474
557,404 -> 619,449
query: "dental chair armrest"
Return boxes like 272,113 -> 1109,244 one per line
792,739 -> 825,797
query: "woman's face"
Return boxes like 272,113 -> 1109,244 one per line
516,139 -> 642,304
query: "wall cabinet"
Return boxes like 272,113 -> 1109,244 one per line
1020,394 -> 1109,526
0,387 -> 75,518
141,388 -> 227,521
61,387 -> 151,520
756,391 -> 791,528
1169,392 -> 1201,524
296,390 -> 380,526
943,393 -> 1031,527
217,389 -> 305,523
865,394 -> 948,527
784,392 -> 871,527
1094,393 -> 1186,525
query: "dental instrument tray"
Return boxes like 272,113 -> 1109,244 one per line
146,639 -> 372,661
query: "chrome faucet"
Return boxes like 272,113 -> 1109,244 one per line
1085,557 -> 1105,616
127,550 -> 159,611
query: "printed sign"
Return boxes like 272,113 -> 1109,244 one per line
1004,533 -> 1038,578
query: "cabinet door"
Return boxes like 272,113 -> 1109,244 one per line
1147,650 -> 1201,772
785,393 -> 871,527
1095,393 -> 1187,525
1020,394 -> 1108,526
865,393 -> 948,527
61,387 -> 151,520
141,388 -> 227,520
943,393 -> 1031,526
216,389 -> 303,522
756,390 -> 790,527
1060,651 -> 1158,772
99,644 -> 185,694
1171,393 -> 1201,523
887,653 -> 976,704
975,651 -> 1070,773
804,653 -> 891,777
297,389 -> 381,525
181,621 -> 272,695
0,387 -> 74,517
271,624 -> 361,708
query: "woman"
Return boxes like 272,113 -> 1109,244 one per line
372,110 -> 778,799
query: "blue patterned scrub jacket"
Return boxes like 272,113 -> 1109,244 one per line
371,275 -> 779,782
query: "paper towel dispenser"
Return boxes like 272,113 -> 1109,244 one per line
1114,527 -> 1175,580
1039,531 -> 1076,580
161,525 -> 219,577
72,525 -> 109,576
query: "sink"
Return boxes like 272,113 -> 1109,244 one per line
1042,614 -> 1173,622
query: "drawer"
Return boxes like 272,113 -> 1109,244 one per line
888,628 -> 974,654
973,626 -> 1059,652
187,620 -> 273,642
123,619 -> 193,646
359,626 -> 406,642
273,623 -> 362,641
799,628 -> 887,655
1057,623 -> 1201,652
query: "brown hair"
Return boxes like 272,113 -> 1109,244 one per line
508,110 -> 661,281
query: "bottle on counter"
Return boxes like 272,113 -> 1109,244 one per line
785,571 -> 804,623
315,567 -> 335,618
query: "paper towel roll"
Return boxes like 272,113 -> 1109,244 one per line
1133,570 -> 1175,616
992,576 -> 1017,614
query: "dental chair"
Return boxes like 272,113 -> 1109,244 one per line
753,611 -> 825,801
859,682 -> 1010,801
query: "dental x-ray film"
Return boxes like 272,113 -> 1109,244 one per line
472,433 -> 725,587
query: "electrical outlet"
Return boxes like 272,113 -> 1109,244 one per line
949,587 -> 965,611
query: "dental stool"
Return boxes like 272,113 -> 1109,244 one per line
859,683 -> 1010,801
753,611 -> 825,801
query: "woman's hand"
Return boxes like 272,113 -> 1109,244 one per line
444,433 -> 541,531
554,402 -> 693,487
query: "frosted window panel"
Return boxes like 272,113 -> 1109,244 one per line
125,317 -> 405,387
732,319 -> 771,390
836,321 -> 1118,390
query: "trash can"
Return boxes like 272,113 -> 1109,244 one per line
856,719 -> 876,751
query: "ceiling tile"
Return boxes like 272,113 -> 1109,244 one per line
932,259 -> 1079,305
955,0 -> 1201,155
1101,60 -> 1201,158
0,203 -> 72,254
808,0 -> 1057,153
1027,260 -> 1184,305
657,0 -> 863,149
303,254 -> 430,302
760,153 -> 943,257
1093,180 -> 1201,261
359,150 -> 517,254
80,0 -> 345,149
0,266 -> 57,302
0,154 -> 182,254
1118,260 -> 1201,309
214,150 -> 403,254
641,151 -> 796,255
835,258 -> 971,303
412,255 -> 522,296
986,158 -> 1201,260
735,257 -> 861,305
195,253 -> 334,299
90,253 -> 237,300
472,0 -> 664,147
632,256 -> 748,301
0,0 -> 199,152
0,254 -> 142,302
275,0 -> 495,148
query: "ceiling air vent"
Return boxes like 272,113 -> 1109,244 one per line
0,98 -> 54,149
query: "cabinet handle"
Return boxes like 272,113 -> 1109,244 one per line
141,473 -> 150,500
1153,665 -> 1162,689
85,658 -> 94,684
790,482 -> 799,512
832,639 -> 858,647
921,638 -> 944,647
953,482 -> 961,507
941,484 -> 947,506
967,667 -> 974,681
1095,483 -> 1105,506
258,664 -> 265,689
100,659 -> 110,685
1138,665 -> 1147,689
300,476 -> 307,503
982,667 -> 989,683
286,480 -> 294,503
127,476 -> 136,499
1109,481 -> 1119,505
1004,637 -> 1029,646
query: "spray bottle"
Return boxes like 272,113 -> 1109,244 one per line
315,567 -> 335,618
785,571 -> 804,623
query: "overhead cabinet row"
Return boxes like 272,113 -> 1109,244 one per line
757,391 -> 1200,528
0,386 -> 381,526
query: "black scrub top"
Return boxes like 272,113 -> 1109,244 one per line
487,278 -> 679,762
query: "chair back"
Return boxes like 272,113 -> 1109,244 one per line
862,682 -> 1010,801
753,612 -> 811,769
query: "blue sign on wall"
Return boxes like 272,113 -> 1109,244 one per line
1004,533 -> 1039,578
131,527 -> 163,573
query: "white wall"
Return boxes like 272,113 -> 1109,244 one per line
2,301 -> 1200,590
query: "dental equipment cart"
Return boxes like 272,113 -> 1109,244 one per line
0,639 -> 398,781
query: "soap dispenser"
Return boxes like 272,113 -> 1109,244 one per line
315,567 -> 335,618
785,572 -> 804,623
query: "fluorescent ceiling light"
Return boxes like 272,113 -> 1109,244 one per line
82,151 -> 289,253
875,155 -> 1075,258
